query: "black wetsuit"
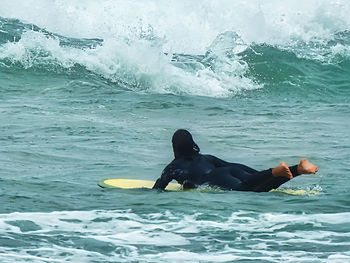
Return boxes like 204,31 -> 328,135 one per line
153,153 -> 299,192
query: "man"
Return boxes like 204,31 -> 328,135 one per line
153,129 -> 318,191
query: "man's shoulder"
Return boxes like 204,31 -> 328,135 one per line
201,154 -> 216,160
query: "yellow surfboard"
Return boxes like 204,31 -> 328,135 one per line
98,179 -> 320,195
270,189 -> 321,195
98,179 -> 182,191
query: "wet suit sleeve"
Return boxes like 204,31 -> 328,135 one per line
152,164 -> 174,190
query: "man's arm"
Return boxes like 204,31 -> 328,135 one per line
152,164 -> 174,190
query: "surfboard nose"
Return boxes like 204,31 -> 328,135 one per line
98,179 -> 181,191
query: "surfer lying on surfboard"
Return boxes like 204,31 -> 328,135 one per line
153,129 -> 318,192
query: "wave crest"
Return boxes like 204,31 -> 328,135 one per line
0,18 -> 260,97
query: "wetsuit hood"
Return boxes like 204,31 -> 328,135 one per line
172,129 -> 200,159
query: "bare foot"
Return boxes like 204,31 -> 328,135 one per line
297,158 -> 318,174
272,161 -> 293,179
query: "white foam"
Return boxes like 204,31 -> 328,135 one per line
1,209 -> 350,262
1,0 -> 349,96
0,29 -> 258,97
1,0 -> 350,49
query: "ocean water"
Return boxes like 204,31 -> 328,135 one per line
1,0 -> 350,262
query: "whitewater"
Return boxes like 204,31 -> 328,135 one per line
1,0 -> 350,262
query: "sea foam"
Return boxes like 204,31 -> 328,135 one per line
1,1 -> 350,97
1,209 -> 350,262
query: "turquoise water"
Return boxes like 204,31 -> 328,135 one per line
1,1 -> 350,262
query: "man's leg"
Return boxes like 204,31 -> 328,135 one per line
253,159 -> 318,192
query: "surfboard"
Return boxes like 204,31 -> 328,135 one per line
98,178 -> 182,191
98,178 -> 321,195
270,189 -> 321,195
